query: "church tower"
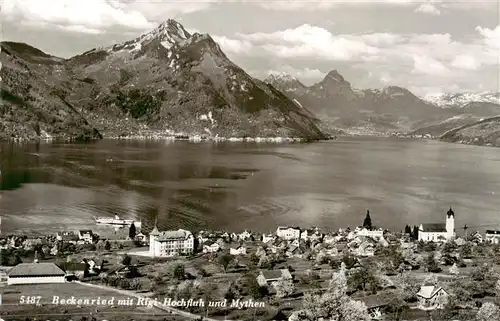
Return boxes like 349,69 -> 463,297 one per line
446,207 -> 455,239
149,218 -> 160,256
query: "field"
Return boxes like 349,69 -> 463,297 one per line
0,282 -> 190,321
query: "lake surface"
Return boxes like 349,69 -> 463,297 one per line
1,137 -> 500,235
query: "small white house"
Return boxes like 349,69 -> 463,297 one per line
203,242 -> 221,253
256,269 -> 292,287
262,234 -> 274,244
276,226 -> 301,240
8,263 -> 66,285
417,285 -> 449,311
78,230 -> 93,244
485,230 -> 500,244
357,227 -> 384,240
229,246 -> 247,256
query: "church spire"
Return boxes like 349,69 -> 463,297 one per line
150,217 -> 160,235
447,206 -> 455,218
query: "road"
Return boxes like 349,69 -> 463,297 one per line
76,281 -> 222,321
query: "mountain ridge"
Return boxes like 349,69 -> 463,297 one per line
0,20 -> 326,141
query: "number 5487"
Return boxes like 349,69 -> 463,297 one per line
19,296 -> 41,304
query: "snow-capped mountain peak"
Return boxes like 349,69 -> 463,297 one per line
265,72 -> 299,83
108,19 -> 192,52
423,92 -> 500,107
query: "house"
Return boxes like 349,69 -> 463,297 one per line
149,227 -> 194,257
301,228 -> 323,242
262,234 -> 274,244
418,208 -> 455,242
230,246 -> 247,256
203,241 -> 221,253
286,245 -> 304,258
357,292 -> 398,320
355,242 -> 375,257
256,269 -> 292,287
134,232 -> 147,244
8,263 -> 66,285
323,234 -> 336,244
58,262 -> 89,280
83,259 -> 104,273
56,231 -> 79,243
239,230 -> 252,241
357,227 -> 384,241
417,285 -> 449,310
78,230 -> 93,243
469,231 -> 483,243
485,230 -> 500,244
276,226 -> 301,240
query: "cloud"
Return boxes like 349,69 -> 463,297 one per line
268,65 -> 325,81
415,3 -> 441,15
412,55 -> 449,75
451,55 -> 481,70
252,0 -> 416,11
1,0 -> 155,33
235,24 -> 379,61
475,25 -> 500,50
212,36 -> 252,54
0,0 -> 217,34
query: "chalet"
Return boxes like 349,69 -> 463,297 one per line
203,241 -> 220,253
469,231 -> 483,243
418,208 -> 455,242
485,230 -> 500,244
56,231 -> 79,243
239,230 -> 252,241
276,226 -> 301,240
262,234 -> 274,244
229,246 -> 247,256
417,285 -> 449,311
355,242 -> 375,257
58,262 -> 89,280
357,292 -> 398,320
8,263 -> 66,285
134,232 -> 147,244
256,269 -> 292,287
286,245 -> 304,258
78,230 -> 93,243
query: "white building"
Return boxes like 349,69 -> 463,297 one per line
485,230 -> 500,244
7,263 -> 66,285
418,208 -> 455,242
230,246 -> 247,256
276,226 -> 301,240
417,285 -> 449,310
149,227 -> 194,257
78,230 -> 93,243
356,227 -> 384,240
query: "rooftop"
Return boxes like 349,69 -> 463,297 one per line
421,223 -> 447,232
8,263 -> 65,277
156,229 -> 192,241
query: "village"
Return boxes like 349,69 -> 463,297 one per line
1,208 -> 500,321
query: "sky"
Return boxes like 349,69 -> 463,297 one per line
2,0 -> 499,96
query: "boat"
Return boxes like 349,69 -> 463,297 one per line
94,214 -> 141,228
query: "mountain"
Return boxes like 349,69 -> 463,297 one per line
0,20 -> 325,141
423,92 -> 500,107
0,42 -> 102,141
440,116 -> 500,147
265,71 -> 457,135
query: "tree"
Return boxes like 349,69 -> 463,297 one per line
172,264 -> 185,280
396,272 -> 420,302
412,225 -> 419,240
224,283 -> 237,301
104,241 -> 111,251
459,242 -> 472,259
246,275 -> 268,299
128,223 -> 136,240
121,255 -> 132,266
363,210 -> 372,230
404,225 -> 412,235
126,265 -> 140,278
274,277 -> 295,298
218,253 -> 233,273
476,302 -> 500,321
425,252 -> 442,273
347,267 -> 379,294
300,267 -> 370,321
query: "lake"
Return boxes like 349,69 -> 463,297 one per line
1,137 -> 499,236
